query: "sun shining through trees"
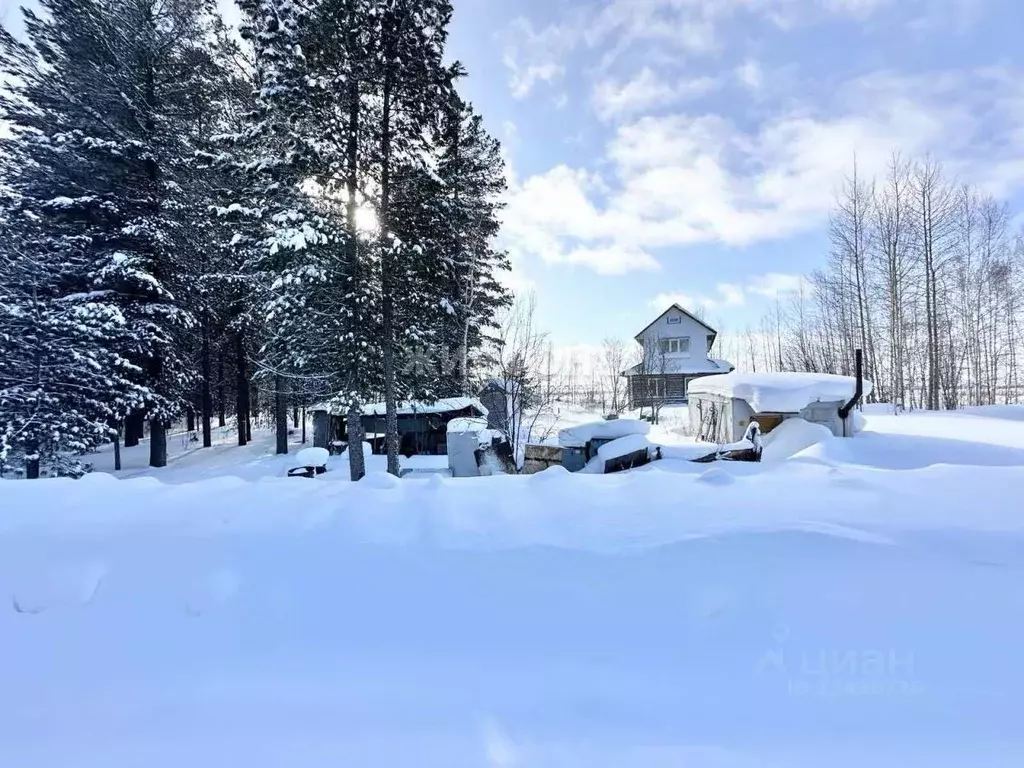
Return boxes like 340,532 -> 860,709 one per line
355,203 -> 379,234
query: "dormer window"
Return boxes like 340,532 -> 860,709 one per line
659,337 -> 690,355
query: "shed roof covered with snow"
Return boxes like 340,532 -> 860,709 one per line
687,372 -> 873,414
313,397 -> 487,418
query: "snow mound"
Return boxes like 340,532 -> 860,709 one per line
688,371 -> 873,413
697,467 -> 734,485
596,434 -> 651,461
558,419 -> 650,448
530,465 -> 571,482
295,447 -> 329,466
761,418 -> 833,462
360,471 -> 400,489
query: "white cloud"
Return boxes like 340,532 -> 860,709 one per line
717,283 -> 747,306
735,59 -> 764,90
593,68 -> 719,121
502,67 -> 1024,272
746,272 -> 808,297
502,17 -> 576,99
499,165 -> 661,275
558,245 -> 661,275
506,61 -> 563,100
819,0 -> 892,15
650,292 -> 700,311
501,67 -> 1024,270
649,283 -> 746,313
504,0 -> 912,91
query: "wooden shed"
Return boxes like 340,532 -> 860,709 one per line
311,397 -> 488,456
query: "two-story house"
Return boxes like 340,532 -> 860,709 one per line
623,304 -> 734,409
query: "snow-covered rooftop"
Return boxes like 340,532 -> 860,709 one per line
687,371 -> 873,413
623,358 -> 734,376
315,397 -> 487,418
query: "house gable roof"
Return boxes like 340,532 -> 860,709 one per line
634,304 -> 719,343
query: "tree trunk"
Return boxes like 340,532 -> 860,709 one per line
149,419 -> 167,468
124,411 -> 144,447
292,405 -> 299,429
346,402 -> 365,481
217,353 -> 226,428
343,38 -> 364,482
25,437 -> 40,479
379,31 -> 400,476
148,350 -> 165,468
186,408 -> 195,433
236,331 -> 248,446
301,406 -> 307,444
201,315 -> 213,448
275,374 -> 288,455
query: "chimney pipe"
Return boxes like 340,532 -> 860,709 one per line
839,349 -> 864,433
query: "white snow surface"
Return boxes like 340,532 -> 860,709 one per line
3,406 -> 1024,766
595,433 -> 651,461
558,418 -> 650,447
688,371 -> 873,413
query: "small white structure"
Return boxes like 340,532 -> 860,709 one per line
446,417 -> 489,478
687,372 -> 872,443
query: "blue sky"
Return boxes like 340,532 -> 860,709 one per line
445,0 -> 1024,347
5,0 -> 1024,349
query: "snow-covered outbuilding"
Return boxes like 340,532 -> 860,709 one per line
311,398 -> 488,456
687,371 -> 872,443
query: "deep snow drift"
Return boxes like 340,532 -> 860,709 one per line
2,406 -> 1024,767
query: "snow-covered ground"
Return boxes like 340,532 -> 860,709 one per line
2,405 -> 1024,766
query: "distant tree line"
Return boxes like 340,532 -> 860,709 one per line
739,154 -> 1024,410
0,0 -> 510,479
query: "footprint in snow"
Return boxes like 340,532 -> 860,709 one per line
11,560 -> 107,616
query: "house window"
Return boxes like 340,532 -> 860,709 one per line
647,378 -> 665,397
658,337 -> 691,355
667,315 -> 681,325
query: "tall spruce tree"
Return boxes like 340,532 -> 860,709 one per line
0,0 -> 218,471
366,0 -> 453,475
434,92 -> 511,396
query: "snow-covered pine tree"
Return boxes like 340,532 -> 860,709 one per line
0,0 -> 221,471
232,0 -> 342,456
433,91 -> 512,396
292,0 -> 385,480
0,184 -> 145,478
0,0 -> 225,469
364,0 -> 454,475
